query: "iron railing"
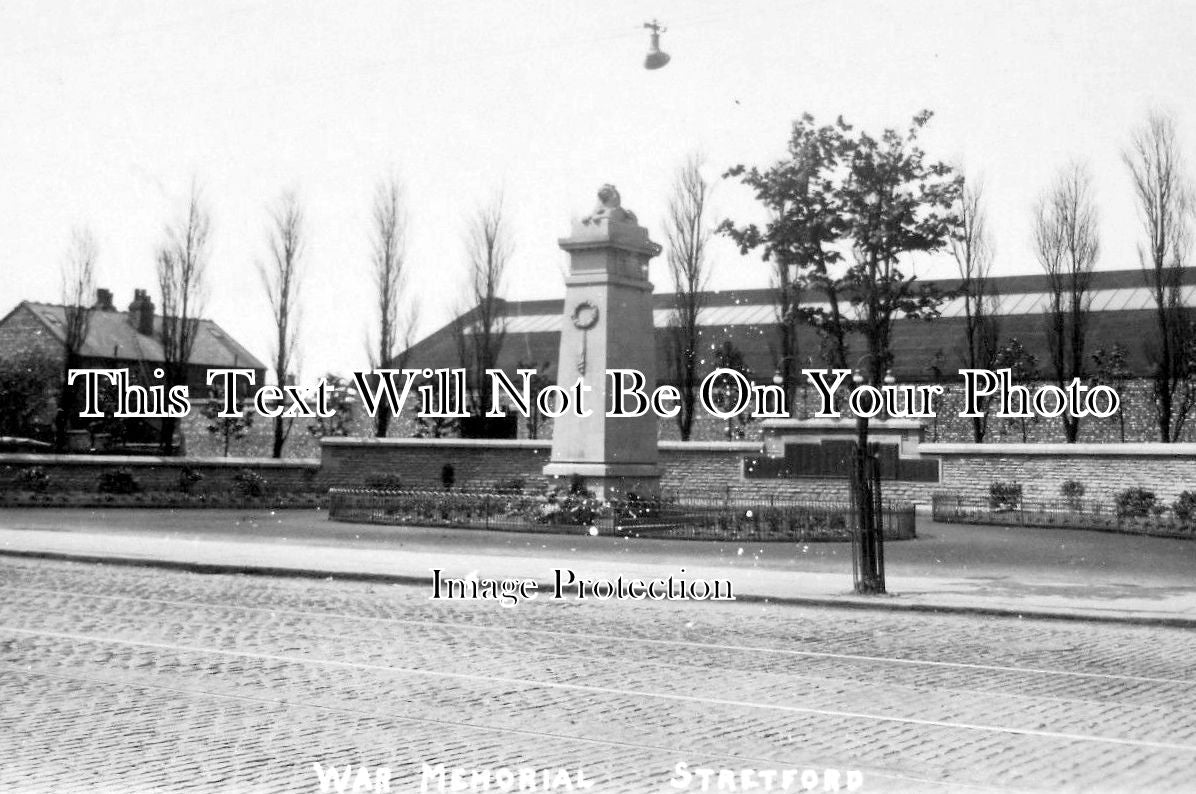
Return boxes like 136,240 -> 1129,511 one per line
931,494 -> 1196,538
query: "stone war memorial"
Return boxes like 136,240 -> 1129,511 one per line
313,181 -> 918,540
541,184 -> 662,500
317,183 -> 921,544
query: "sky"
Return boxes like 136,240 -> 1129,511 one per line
2,0 -> 1195,381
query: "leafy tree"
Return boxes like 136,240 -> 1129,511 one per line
837,111 -> 961,384
711,339 -> 754,439
412,374 -> 460,439
993,338 -> 1040,442
306,373 -> 356,439
1092,344 -> 1132,441
723,111 -> 959,596
722,111 -> 960,386
0,350 -> 59,439
721,115 -> 848,405
202,390 -> 253,458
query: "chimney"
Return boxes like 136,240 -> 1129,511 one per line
93,288 -> 114,312
127,289 -> 155,336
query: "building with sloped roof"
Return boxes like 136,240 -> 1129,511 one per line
0,288 -> 266,445
0,287 -> 265,384
399,268 -> 1192,383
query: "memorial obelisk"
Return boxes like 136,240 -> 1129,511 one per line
542,185 -> 662,499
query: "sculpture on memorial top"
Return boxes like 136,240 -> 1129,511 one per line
581,184 -> 638,226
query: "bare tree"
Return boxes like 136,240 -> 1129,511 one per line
258,191 -> 305,458
1034,163 -> 1099,443
1124,111 -> 1195,441
157,183 -> 210,454
949,177 -> 1000,442
368,175 -> 408,438
462,192 -> 511,414
56,227 -> 98,450
665,154 -> 713,441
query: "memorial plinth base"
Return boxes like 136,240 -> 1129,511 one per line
542,462 -> 661,501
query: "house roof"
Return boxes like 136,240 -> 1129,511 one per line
399,268 -> 1195,380
13,302 -> 266,371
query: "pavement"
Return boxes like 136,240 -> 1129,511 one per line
1,506 -> 1195,627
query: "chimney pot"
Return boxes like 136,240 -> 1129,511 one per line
127,289 -> 155,336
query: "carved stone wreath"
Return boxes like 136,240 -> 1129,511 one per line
571,301 -> 600,330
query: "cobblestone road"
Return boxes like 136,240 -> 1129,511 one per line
0,556 -> 1193,793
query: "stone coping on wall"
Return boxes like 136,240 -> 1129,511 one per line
321,437 -> 551,450
0,454 -> 320,468
320,437 -> 760,453
922,443 -> 1196,456
761,418 -> 925,432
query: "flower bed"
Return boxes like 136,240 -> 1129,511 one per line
329,488 -> 916,542
932,493 -> 1196,539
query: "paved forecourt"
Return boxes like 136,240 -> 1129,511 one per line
0,555 -> 1194,792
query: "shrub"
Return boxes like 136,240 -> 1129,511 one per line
1172,491 -> 1196,522
1060,479 -> 1085,510
366,474 -> 404,491
535,482 -> 601,526
988,481 -> 1022,511
233,469 -> 268,498
1060,480 -> 1085,500
1115,487 -> 1157,518
97,467 -> 140,495
17,466 -> 50,493
178,466 -> 204,494
495,477 -> 526,493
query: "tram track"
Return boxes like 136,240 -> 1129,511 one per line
4,593 -> 1194,732
2,558 -> 1194,791
2,664 -> 1001,793
3,624 -> 1195,755
1,581 -> 1190,688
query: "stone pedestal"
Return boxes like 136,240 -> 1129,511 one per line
542,204 -> 662,500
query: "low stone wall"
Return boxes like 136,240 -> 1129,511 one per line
0,454 -> 321,494
319,438 -> 553,491
319,438 -> 1196,506
6,440 -> 1196,508
318,438 -> 870,501
318,438 -> 768,495
922,443 -> 1196,504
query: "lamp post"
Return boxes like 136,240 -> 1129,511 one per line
850,357 -> 894,595
772,354 -> 891,594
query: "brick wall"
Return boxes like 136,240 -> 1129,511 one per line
317,438 -> 1196,507
922,443 -> 1196,504
0,305 -> 63,362
319,438 -> 553,491
0,455 -> 321,494
7,437 -> 1196,508
318,438 -> 853,499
